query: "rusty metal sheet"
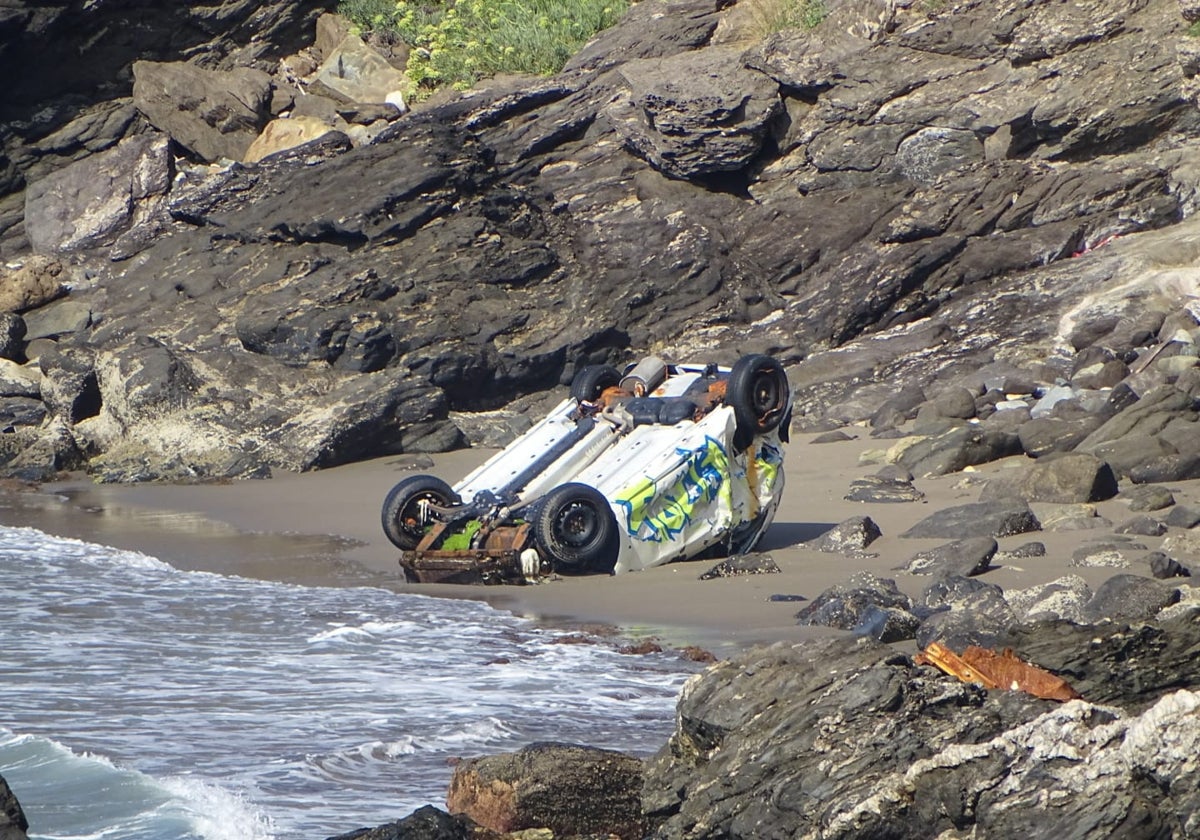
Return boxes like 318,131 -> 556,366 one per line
400,524 -> 541,585
916,641 -> 1082,702
399,549 -> 525,585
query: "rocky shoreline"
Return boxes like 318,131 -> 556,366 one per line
2,0 -> 1200,484
4,0 -> 1200,836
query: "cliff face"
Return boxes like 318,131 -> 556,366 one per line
1,0 -> 1199,480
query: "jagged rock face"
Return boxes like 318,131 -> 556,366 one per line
643,624 -> 1200,839
0,0 -> 335,243
3,0 -> 1200,479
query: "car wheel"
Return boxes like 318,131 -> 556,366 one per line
727,354 -> 789,451
381,475 -> 460,550
570,364 -> 621,402
534,483 -> 618,574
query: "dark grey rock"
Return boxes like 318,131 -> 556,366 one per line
1006,575 -> 1092,624
699,553 -> 781,580
999,614 -> 1200,711
646,622 -> 1200,840
1131,453 -> 1200,484
1033,503 -> 1111,532
911,405 -> 966,436
133,62 -> 272,162
1166,505 -> 1200,529
0,314 -> 26,361
1083,574 -> 1181,623
804,516 -> 882,553
235,303 -> 398,372
1087,434 -> 1178,479
23,132 -> 172,254
984,452 -> 1118,503
902,501 -> 1041,539
1079,385 -> 1197,452
1147,552 -> 1191,580
843,475 -> 925,503
869,387 -> 925,430
930,386 -> 978,419
21,300 -> 92,341
899,536 -> 997,578
915,575 -> 1016,649
605,47 -> 780,181
325,804 -> 477,840
1160,415 -> 1200,456
981,403 -> 1033,432
1116,515 -> 1168,537
1028,456 -> 1114,507
0,772 -> 28,840
1015,414 -> 1105,458
0,421 -> 82,481
898,425 -> 1023,477
795,572 -> 916,642
1072,358 -> 1130,390
852,604 -> 921,644
37,345 -> 100,424
875,464 -> 914,482
446,742 -> 644,838
810,429 -> 855,443
1124,484 -> 1176,511
1070,540 -> 1145,569
0,397 -> 46,429
995,541 -> 1047,561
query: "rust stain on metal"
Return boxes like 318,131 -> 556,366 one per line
401,524 -> 540,585
915,641 -> 1081,702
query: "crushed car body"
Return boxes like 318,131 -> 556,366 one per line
381,354 -> 792,583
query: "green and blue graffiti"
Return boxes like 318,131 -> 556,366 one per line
615,436 -> 730,543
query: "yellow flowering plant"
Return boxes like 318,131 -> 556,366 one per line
340,0 -> 629,99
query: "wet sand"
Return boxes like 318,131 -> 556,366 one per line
2,429 -> 1193,654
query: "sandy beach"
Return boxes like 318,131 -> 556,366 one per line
2,427 -> 1193,654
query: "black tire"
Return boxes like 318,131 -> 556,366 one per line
381,475 -> 460,550
570,364 -> 621,402
727,354 -> 790,451
533,483 -> 618,574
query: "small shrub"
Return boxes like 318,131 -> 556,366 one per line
1188,19 -> 1200,37
338,0 -> 629,99
745,0 -> 827,38
338,0 -> 406,35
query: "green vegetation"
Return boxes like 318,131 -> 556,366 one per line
338,0 -> 629,98
1188,19 -> 1200,37
745,0 -> 827,38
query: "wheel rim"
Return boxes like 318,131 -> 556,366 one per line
555,501 -> 600,548
752,371 -> 782,415
398,492 -> 440,539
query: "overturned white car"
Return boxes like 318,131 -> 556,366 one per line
382,354 -> 792,582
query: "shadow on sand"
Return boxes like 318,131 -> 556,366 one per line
756,521 -> 836,551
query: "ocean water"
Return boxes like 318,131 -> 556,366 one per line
0,525 -> 698,840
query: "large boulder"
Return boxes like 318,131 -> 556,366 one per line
0,774 -> 28,840
310,34 -> 408,110
0,256 -> 67,313
23,132 -> 171,254
987,452 -> 1120,504
795,572 -> 918,642
902,500 -> 1042,539
605,47 -> 781,180
446,742 -> 645,839
643,630 -> 1200,839
132,61 -> 273,162
325,805 -> 477,840
4,0 -> 1200,480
